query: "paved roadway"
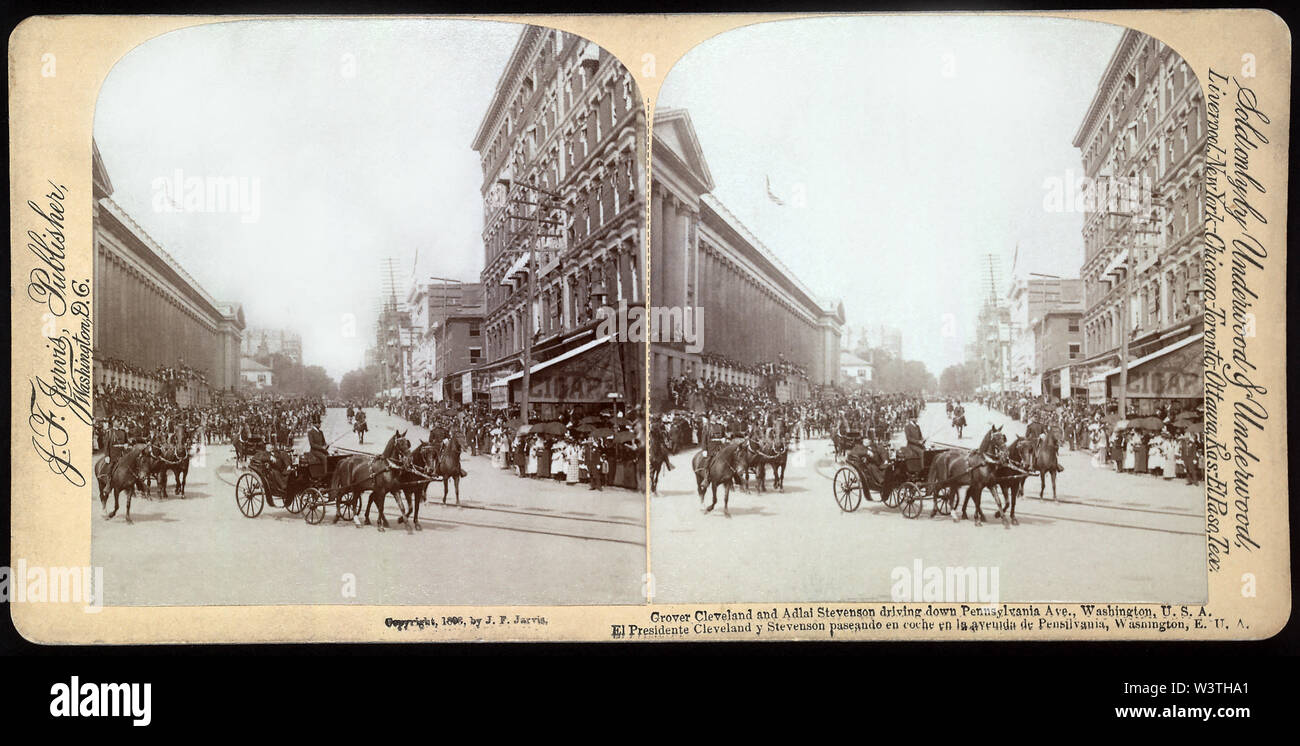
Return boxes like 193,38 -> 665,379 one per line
92,407 -> 646,606
649,402 -> 1207,604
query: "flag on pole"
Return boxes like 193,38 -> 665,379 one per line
765,175 -> 785,206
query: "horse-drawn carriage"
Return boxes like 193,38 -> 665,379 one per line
832,442 -> 945,515
235,448 -> 353,524
833,426 -> 1033,525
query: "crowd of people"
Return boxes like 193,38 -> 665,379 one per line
369,393 -> 646,492
94,384 -> 326,455
657,376 -> 924,454
975,391 -> 1204,485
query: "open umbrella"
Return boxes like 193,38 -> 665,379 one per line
575,423 -> 596,433
589,428 -> 615,439
516,424 -> 532,436
1133,416 -> 1165,431
614,431 -> 636,444
580,416 -> 602,425
536,421 -> 566,436
1173,411 -> 1203,427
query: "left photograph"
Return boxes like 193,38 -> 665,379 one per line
90,20 -> 648,606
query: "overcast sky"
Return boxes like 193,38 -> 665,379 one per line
95,19 -> 522,380
657,16 -> 1125,375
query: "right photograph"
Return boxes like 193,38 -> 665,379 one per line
647,17 -> 1208,604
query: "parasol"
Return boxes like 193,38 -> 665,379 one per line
589,428 -> 615,439
1132,416 -> 1165,431
614,431 -> 636,444
535,421 -> 566,436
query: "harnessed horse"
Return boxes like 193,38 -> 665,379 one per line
929,425 -> 1008,526
330,430 -> 411,531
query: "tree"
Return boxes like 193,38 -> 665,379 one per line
340,366 -> 382,401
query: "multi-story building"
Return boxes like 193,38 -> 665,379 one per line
1006,275 -> 1084,394
1074,30 -> 1206,412
472,27 -> 645,415
407,279 -> 487,402
92,141 -> 244,406
1035,306 -> 1085,399
241,328 -> 302,363
649,108 -> 844,408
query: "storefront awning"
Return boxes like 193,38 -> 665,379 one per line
490,335 -> 627,404
1087,333 -> 1203,398
493,335 -> 612,385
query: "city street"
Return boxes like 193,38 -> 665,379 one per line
92,407 -> 646,606
649,402 -> 1207,604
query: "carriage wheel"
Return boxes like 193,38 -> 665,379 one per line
891,481 -> 917,511
935,488 -> 954,516
898,483 -> 922,519
832,468 -> 863,513
285,488 -> 305,514
235,473 -> 265,518
338,496 -> 357,523
302,488 -> 326,525
882,483 -> 903,509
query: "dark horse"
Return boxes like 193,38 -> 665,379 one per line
330,430 -> 411,531
691,442 -> 752,516
1034,427 -> 1064,500
147,428 -> 193,498
648,428 -> 675,495
930,425 -> 1008,527
432,433 -> 465,506
94,445 -> 155,523
748,436 -> 789,492
968,436 -> 1034,526
396,440 -> 438,530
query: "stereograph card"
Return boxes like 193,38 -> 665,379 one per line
7,10 -> 1291,644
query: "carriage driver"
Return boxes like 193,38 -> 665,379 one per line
901,416 -> 925,475
302,415 -> 329,480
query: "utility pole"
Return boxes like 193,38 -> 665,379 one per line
382,257 -> 407,404
1110,205 -> 1162,418
500,176 -> 567,426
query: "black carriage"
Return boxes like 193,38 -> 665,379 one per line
832,444 -> 945,516
892,448 -> 986,520
234,449 -> 352,525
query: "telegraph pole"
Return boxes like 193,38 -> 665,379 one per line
500,176 -> 566,426
382,257 -> 407,403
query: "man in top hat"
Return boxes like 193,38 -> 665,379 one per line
901,415 -> 925,475
302,414 -> 329,480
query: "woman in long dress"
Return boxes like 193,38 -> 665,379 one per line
1123,431 -> 1137,471
1161,429 -> 1179,478
1148,433 -> 1165,476
550,438 -> 567,482
526,435 -> 541,477
565,439 -> 582,484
